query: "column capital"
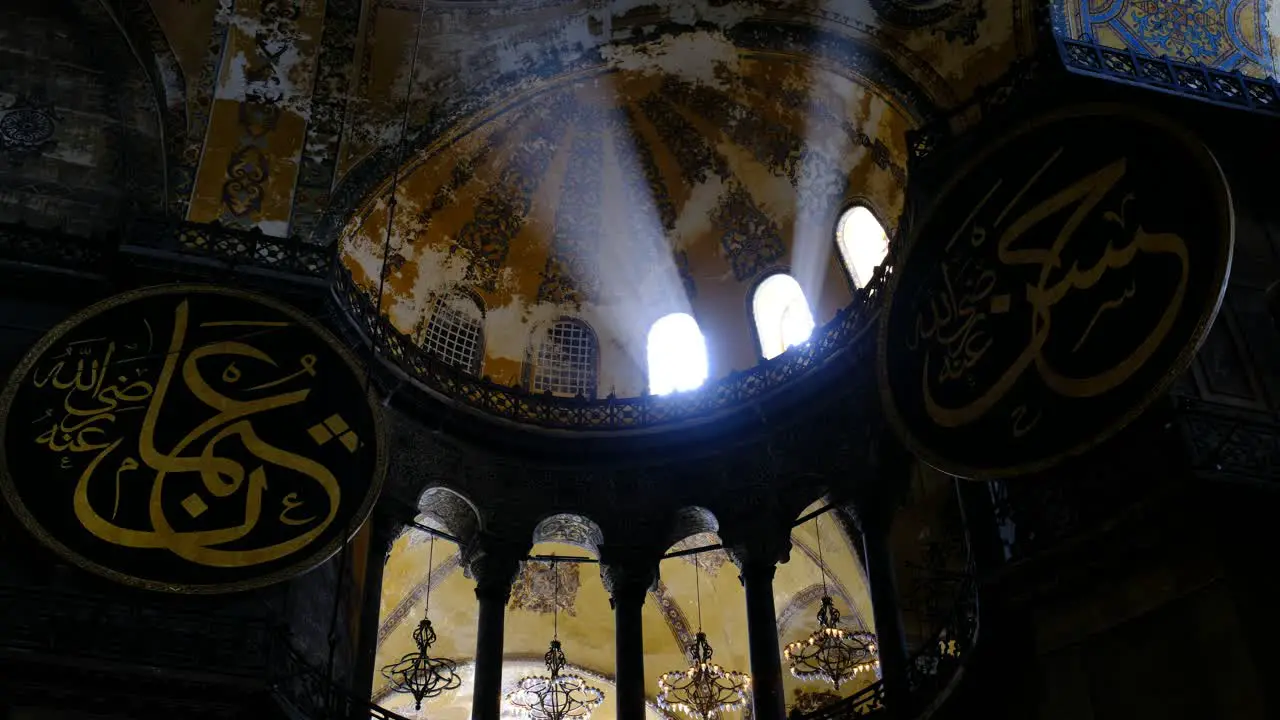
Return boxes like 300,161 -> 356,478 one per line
721,509 -> 792,575
464,535 -> 525,603
598,548 -> 659,608
724,532 -> 792,579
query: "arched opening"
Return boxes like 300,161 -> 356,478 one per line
835,206 -> 890,289
646,313 -> 708,396
752,273 -> 816,360
420,293 -> 485,375
530,319 -> 599,398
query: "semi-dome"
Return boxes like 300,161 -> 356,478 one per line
338,37 -> 912,412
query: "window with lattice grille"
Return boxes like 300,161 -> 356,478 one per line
532,320 -> 598,397
422,296 -> 483,374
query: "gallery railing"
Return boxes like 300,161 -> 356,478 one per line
331,258 -> 893,431
798,573 -> 979,720
125,217 -> 333,278
1056,34 -> 1280,117
0,220 -> 111,273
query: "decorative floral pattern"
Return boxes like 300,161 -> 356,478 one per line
0,100 -> 59,161
509,561 -> 581,616
668,532 -> 729,576
1063,0 -> 1272,74
539,109 -> 605,305
712,183 -> 786,281
1127,0 -> 1228,60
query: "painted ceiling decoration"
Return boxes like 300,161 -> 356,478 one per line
0,0 -> 1042,248
1055,0 -> 1279,77
510,561 -> 583,616
338,45 -> 913,393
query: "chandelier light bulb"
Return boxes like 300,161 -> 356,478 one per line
657,632 -> 750,720
783,596 -> 880,691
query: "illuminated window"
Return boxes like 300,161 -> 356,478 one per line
647,313 -> 708,396
422,294 -> 483,374
836,206 -> 889,288
753,273 -> 815,360
532,320 -> 598,398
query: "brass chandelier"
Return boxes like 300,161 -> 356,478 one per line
381,534 -> 463,710
784,516 -> 879,690
506,557 -> 605,720
656,555 -> 751,720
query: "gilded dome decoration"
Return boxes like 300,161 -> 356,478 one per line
339,32 -> 915,403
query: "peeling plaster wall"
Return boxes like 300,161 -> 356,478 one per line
0,0 -> 164,237
126,0 -> 1031,240
335,0 -> 1031,186
187,0 -> 327,235
340,51 -> 910,396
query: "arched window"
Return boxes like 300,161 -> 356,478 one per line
753,273 -> 815,360
647,313 -> 708,396
531,319 -> 599,398
422,293 -> 484,374
836,205 -> 889,288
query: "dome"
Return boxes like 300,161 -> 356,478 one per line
338,41 -> 912,412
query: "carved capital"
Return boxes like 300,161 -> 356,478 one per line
724,530 -> 792,581
464,536 -> 525,603
598,548 -> 659,609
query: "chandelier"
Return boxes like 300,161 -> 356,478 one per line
382,534 -> 463,710
784,515 -> 880,690
506,556 -> 605,720
656,555 -> 751,720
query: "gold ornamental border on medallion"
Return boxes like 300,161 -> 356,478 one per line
0,283 -> 388,593
875,103 -> 1234,480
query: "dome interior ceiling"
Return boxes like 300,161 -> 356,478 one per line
341,47 -> 912,395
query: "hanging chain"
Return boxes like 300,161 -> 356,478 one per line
694,552 -> 703,631
366,0 -> 427,378
552,554 -> 560,640
424,532 -> 436,614
816,515 -> 829,598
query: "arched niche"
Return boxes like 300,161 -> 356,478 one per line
417,485 -> 482,543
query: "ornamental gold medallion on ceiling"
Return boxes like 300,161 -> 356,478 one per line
878,105 -> 1234,479
0,284 -> 387,592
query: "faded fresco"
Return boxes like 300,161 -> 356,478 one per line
339,55 -> 911,394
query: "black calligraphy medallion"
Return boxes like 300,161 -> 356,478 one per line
878,106 -> 1233,479
0,285 -> 387,592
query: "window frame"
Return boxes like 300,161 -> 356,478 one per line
833,201 -> 891,292
525,316 -> 601,399
419,289 -> 486,376
746,267 -> 815,362
645,311 -> 709,396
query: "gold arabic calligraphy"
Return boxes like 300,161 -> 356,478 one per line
31,300 -> 341,568
912,154 -> 1190,430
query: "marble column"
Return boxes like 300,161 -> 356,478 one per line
860,515 -> 910,714
852,437 -> 912,716
729,536 -> 791,720
601,552 -> 658,720
353,510 -> 402,718
467,541 -> 522,720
